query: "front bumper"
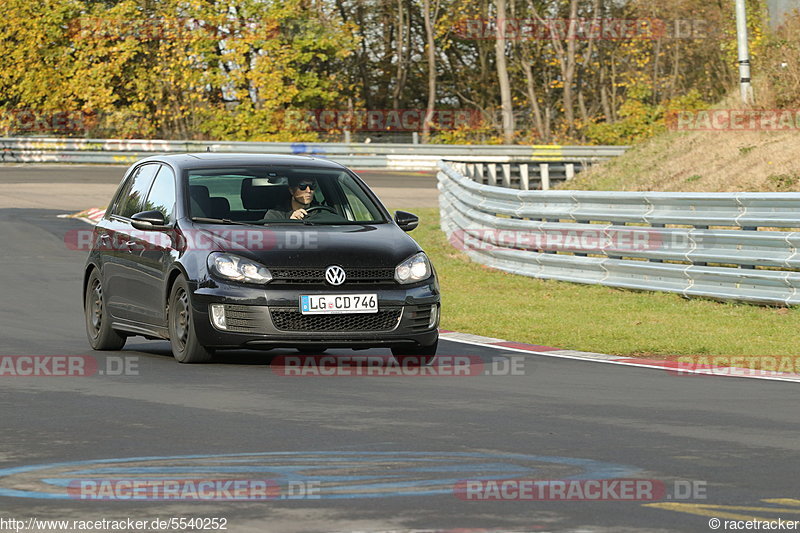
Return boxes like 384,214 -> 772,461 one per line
189,278 -> 440,349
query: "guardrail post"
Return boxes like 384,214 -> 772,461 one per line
573,220 -> 589,257
465,163 -> 472,183
650,224 -> 664,263
488,164 -> 498,186
544,219 -> 559,254
740,226 -> 757,269
540,163 -> 550,190
693,225 -> 708,266
502,164 -> 511,188
520,164 -> 530,190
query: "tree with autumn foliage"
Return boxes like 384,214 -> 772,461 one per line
0,0 -> 774,144
0,0 -> 357,140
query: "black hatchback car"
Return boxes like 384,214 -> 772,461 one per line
83,154 -> 440,363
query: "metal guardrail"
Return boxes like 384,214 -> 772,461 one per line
438,160 -> 800,306
0,137 -> 629,170
445,160 -> 589,190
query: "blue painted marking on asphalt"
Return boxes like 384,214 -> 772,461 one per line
40,475 -> 396,487
63,466 -> 315,475
401,463 -> 533,473
0,451 -> 642,500
57,461 -> 533,476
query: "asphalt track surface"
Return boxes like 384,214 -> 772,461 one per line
0,166 -> 799,533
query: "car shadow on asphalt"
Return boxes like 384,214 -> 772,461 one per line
121,341 -> 394,366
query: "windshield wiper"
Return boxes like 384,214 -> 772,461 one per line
259,218 -> 316,226
191,217 -> 265,227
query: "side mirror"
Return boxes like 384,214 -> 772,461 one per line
131,210 -> 167,230
394,210 -> 419,232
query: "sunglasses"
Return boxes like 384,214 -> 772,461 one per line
296,182 -> 317,191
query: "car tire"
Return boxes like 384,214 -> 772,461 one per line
168,276 -> 214,364
85,269 -> 127,351
391,340 -> 437,366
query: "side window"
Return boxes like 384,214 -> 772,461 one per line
337,173 -> 383,221
109,171 -> 137,217
188,175 -> 245,211
144,166 -> 176,223
342,188 -> 372,220
114,164 -> 160,218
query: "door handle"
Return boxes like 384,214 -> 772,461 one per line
97,234 -> 111,250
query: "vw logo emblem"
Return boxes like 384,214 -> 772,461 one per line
325,265 -> 346,286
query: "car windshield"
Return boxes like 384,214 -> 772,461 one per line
185,166 -> 388,225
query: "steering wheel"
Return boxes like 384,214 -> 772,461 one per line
304,205 -> 337,215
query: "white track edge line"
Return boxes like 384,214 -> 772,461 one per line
440,335 -> 800,384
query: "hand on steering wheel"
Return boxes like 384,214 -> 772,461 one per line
303,205 -> 337,215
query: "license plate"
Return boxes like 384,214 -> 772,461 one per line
300,294 -> 378,315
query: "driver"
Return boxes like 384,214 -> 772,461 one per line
264,176 -> 318,220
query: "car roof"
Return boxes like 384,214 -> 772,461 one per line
134,153 -> 348,171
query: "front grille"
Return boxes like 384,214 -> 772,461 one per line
270,267 -> 396,284
270,308 -> 402,332
222,305 -> 270,333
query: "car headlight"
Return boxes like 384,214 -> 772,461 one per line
395,252 -> 432,284
208,252 -> 273,284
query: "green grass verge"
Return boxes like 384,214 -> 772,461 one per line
405,207 -> 800,357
